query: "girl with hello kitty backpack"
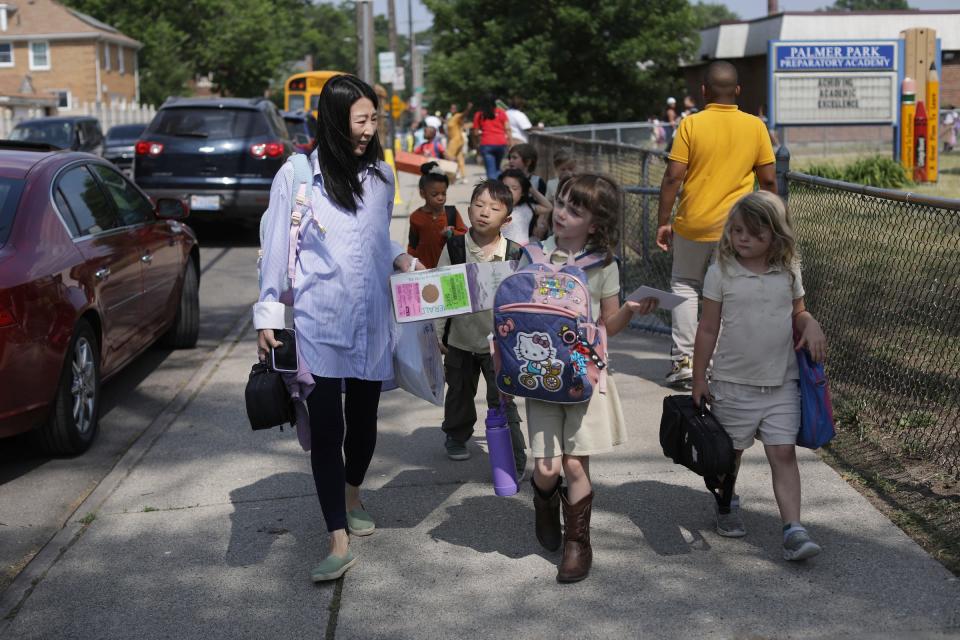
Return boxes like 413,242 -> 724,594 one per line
493,174 -> 658,582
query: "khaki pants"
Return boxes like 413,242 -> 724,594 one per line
670,233 -> 717,359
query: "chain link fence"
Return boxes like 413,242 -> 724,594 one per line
530,130 -> 960,476
786,174 -> 960,476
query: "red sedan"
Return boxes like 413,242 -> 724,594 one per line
0,142 -> 200,455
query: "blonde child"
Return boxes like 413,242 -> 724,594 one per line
527,174 -> 657,583
692,190 -> 827,561
435,180 -> 527,477
407,162 -> 467,269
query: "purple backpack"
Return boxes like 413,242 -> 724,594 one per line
493,243 -> 607,404
795,345 -> 836,449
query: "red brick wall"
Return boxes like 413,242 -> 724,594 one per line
942,57 -> 960,109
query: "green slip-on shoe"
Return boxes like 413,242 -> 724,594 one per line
310,550 -> 357,582
346,506 -> 376,536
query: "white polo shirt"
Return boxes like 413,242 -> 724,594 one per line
702,258 -> 805,387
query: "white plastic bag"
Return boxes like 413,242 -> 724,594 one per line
391,320 -> 445,406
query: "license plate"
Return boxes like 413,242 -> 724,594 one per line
190,195 -> 221,211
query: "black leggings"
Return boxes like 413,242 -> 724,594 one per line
305,377 -> 382,532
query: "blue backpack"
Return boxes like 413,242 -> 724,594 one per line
796,346 -> 836,449
493,243 -> 607,404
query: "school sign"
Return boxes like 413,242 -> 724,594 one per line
769,40 -> 900,126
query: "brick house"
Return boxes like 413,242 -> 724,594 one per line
0,0 -> 142,114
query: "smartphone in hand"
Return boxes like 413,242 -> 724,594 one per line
270,329 -> 298,373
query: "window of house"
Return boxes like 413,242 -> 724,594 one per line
0,7 -> 8,33
28,41 -> 49,70
51,89 -> 71,110
118,46 -> 125,74
0,43 -> 12,67
102,42 -> 110,71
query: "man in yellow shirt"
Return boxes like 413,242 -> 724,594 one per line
656,61 -> 777,386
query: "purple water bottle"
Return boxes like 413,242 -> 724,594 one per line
486,403 -> 518,496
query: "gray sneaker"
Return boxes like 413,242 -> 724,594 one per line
445,436 -> 470,461
716,497 -> 746,538
666,355 -> 693,386
783,528 -> 821,561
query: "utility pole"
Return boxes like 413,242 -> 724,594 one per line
356,0 -> 374,84
408,0 -> 415,103
387,0 -> 399,149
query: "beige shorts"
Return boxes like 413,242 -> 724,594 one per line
709,379 -> 800,450
526,376 -> 627,457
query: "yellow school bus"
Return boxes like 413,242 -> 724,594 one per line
284,70 -> 343,113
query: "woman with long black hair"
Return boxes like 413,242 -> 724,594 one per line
255,74 -> 419,582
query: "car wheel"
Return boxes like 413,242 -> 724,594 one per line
35,320 -> 101,455
161,262 -> 199,349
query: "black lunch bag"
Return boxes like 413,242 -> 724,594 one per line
659,395 -> 736,478
244,362 -> 294,430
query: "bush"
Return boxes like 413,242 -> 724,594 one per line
800,156 -> 912,189
842,156 -> 912,189
803,162 -> 845,180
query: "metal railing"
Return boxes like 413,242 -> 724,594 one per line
530,130 -> 960,476
542,122 -> 666,150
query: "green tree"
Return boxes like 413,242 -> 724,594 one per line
827,0 -> 911,9
138,19 -> 192,106
691,2 -> 739,29
303,1 -> 357,73
197,0 -> 302,96
422,0 -> 697,125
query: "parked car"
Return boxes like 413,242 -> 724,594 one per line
0,142 -> 200,455
9,116 -> 104,155
103,123 -> 148,176
281,110 -> 317,154
134,97 -> 294,225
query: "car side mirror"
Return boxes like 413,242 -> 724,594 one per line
155,198 -> 188,220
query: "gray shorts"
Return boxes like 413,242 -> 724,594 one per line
709,380 -> 800,450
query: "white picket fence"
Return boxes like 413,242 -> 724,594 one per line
0,101 -> 157,138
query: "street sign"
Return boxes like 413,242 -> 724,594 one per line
378,52 -> 396,85
391,95 -> 406,119
393,65 -> 406,91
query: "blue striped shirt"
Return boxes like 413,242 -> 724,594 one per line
254,150 -> 399,381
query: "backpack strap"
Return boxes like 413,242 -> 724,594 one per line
446,233 -> 467,266
444,205 -> 458,228
522,241 -> 547,264
442,234 -> 468,347
286,153 -> 314,290
504,239 -> 523,261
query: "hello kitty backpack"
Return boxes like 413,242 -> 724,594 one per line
492,243 -> 608,404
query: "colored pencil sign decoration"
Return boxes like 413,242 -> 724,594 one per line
898,27 -> 940,183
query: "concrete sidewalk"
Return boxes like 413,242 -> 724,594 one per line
2,165 -> 958,639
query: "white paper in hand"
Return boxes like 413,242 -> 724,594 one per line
626,285 -> 685,310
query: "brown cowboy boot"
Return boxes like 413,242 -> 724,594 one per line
531,476 -> 562,552
557,488 -> 593,583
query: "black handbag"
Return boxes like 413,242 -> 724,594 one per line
244,362 -> 294,430
659,395 -> 736,478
